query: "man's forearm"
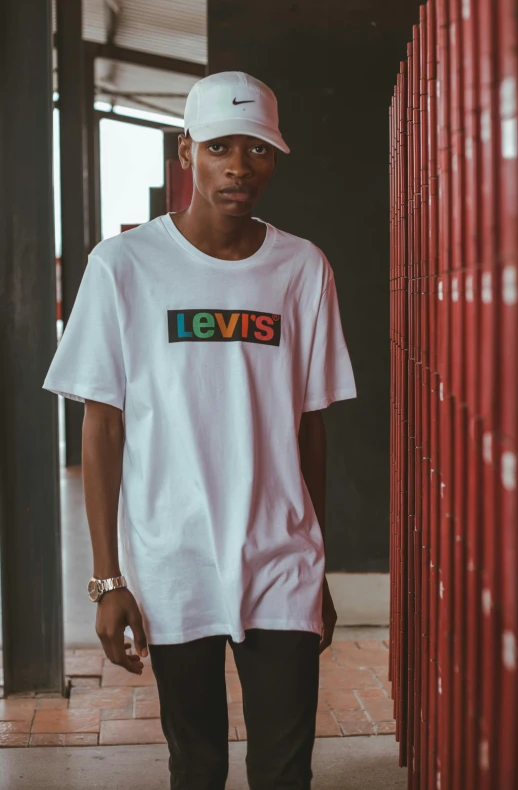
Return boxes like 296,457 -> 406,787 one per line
298,411 -> 327,546
82,403 -> 125,578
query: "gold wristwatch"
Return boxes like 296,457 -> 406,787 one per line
88,575 -> 127,603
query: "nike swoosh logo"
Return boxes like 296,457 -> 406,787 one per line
233,98 -> 255,105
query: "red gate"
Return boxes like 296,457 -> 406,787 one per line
389,1 -> 517,788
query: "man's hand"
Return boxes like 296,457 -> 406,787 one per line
95,587 -> 149,674
319,576 -> 338,654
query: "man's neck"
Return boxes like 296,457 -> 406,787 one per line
170,195 -> 266,261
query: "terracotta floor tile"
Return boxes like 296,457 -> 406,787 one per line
32,708 -> 100,734
100,705 -> 134,721
69,686 -> 134,710
228,701 -> 247,740
377,676 -> 393,696
355,640 -> 389,651
133,686 -> 158,701
35,698 -> 68,710
74,649 -> 103,658
100,718 -> 166,745
319,654 -> 341,670
101,664 -> 156,687
1,690 -> 34,699
360,698 -> 396,722
133,694 -> 160,719
0,643 -> 398,748
333,649 -> 390,670
226,678 -> 242,703
65,654 -> 103,677
377,721 -> 397,734
314,710 -> 342,737
339,719 -> 376,736
357,687 -> 389,700
30,733 -> 65,746
0,733 -> 30,747
29,732 -> 99,747
0,720 -> 32,734
332,708 -> 374,736
69,677 -> 101,688
0,698 -> 36,721
319,667 -> 379,690
333,708 -> 369,724
330,641 -> 361,653
319,689 -> 361,711
227,701 -> 245,727
64,733 -> 99,746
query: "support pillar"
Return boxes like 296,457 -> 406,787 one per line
56,0 -> 88,466
0,0 -> 65,694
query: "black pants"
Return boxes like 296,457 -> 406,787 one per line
148,629 -> 321,790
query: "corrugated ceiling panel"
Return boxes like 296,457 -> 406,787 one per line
95,60 -> 198,117
115,0 -> 206,64
52,0 -> 206,115
52,0 -> 107,42
83,0 -> 107,43
53,0 -> 207,60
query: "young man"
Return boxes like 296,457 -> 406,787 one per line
42,71 -> 357,790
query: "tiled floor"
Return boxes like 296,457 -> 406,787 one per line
0,639 -> 395,748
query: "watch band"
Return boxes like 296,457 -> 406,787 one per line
99,576 -> 127,594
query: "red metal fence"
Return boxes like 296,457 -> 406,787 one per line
389,1 -> 517,788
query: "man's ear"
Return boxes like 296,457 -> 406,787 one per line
178,134 -> 192,170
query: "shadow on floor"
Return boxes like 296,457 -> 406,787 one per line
0,736 -> 407,789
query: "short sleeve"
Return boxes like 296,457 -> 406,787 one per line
42,252 -> 126,411
301,272 -> 357,412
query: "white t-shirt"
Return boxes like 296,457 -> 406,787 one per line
42,213 -> 357,645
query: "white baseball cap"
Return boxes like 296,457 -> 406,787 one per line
183,71 -> 290,154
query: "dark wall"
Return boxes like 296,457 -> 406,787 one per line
208,0 -> 421,572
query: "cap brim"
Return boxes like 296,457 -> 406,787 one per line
188,118 -> 290,154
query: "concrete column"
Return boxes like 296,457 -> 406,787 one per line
0,0 -> 65,693
56,0 -> 88,466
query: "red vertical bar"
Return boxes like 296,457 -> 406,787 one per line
391,84 -> 398,703
397,62 -> 404,765
448,1 -> 469,788
478,0 -> 501,784
399,60 -> 409,768
436,0 -> 456,787
427,2 -> 441,785
388,97 -> 394,682
496,0 -> 518,785
412,19 -> 423,789
419,4 -> 431,786
407,39 -> 416,786
461,0 -> 484,785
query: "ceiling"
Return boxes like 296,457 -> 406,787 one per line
52,0 -> 207,119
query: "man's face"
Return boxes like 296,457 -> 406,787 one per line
178,133 -> 278,216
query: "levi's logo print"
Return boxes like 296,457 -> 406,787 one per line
168,309 -> 281,346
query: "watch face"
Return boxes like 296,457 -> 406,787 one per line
88,579 -> 100,602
